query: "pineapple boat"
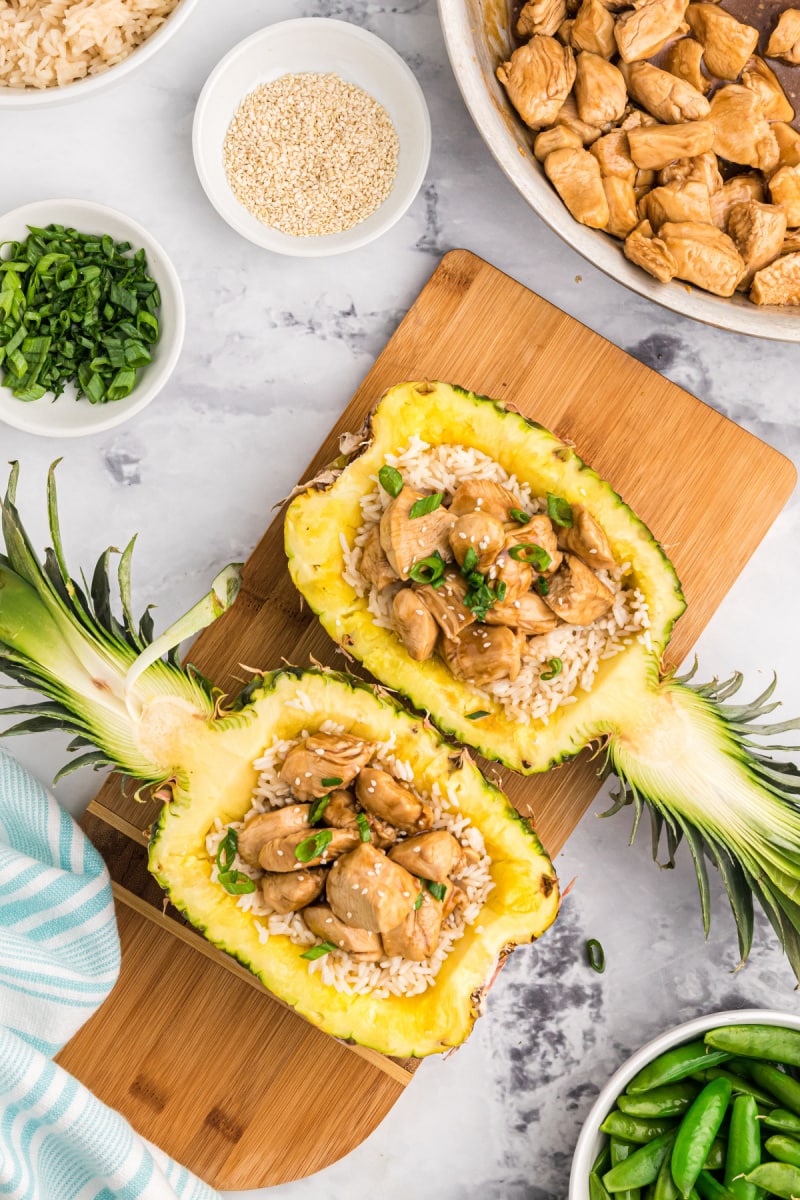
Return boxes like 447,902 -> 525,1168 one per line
286,381 -> 800,976
0,463 -> 558,1057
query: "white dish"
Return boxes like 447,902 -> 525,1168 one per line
0,199 -> 185,438
0,0 -> 200,109
192,18 -> 432,257
569,1008 -> 800,1199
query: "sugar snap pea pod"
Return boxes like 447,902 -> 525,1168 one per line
749,1064 -> 800,1116
671,1077 -> 732,1199
594,1143 -> 613,1174
619,1084 -> 700,1118
602,1113 -> 677,1143
703,1138 -> 726,1171
591,1171 -> 614,1200
603,1132 -> 676,1192
725,1094 -> 760,1200
745,1161 -> 800,1198
693,1171 -> 736,1200
705,1026 -> 800,1069
766,1134 -> 800,1167
690,1068 -> 776,1108
610,1137 -> 643,1200
654,1153 -> 681,1200
763,1109 -> 800,1134
627,1044 -> 734,1094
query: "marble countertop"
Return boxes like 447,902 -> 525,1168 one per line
4,2 -> 800,1197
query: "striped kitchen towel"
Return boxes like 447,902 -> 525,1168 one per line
0,748 -> 218,1200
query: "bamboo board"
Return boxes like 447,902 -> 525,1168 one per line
58,250 -> 797,1189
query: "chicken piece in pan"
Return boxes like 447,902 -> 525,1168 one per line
614,0 -> 689,63
304,904 -> 383,961
544,146 -> 610,227
544,554 -> 615,625
327,843 -> 419,932
442,625 -> 524,686
767,9 -> 800,64
709,86 -> 778,173
664,37 -> 710,95
574,51 -> 628,125
497,36 -> 577,129
623,220 -> 678,282
382,887 -> 443,962
727,202 -> 788,290
380,488 -> 455,580
658,222 -> 745,297
356,767 -> 434,834
685,4 -> 757,80
280,732 -> 374,801
260,868 -> 327,915
621,60 -> 709,123
392,588 -> 439,662
750,253 -> 800,305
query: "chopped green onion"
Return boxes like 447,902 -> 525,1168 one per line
214,828 -> 255,894
508,543 -> 552,571
320,777 -> 342,788
466,710 -> 490,720
541,657 -> 562,680
301,940 -> 338,960
510,507 -> 530,524
308,796 -> 331,825
547,493 -> 573,528
408,552 -> 446,585
357,812 -> 371,843
378,465 -> 403,497
414,890 -> 424,911
536,575 -> 549,596
218,870 -> 256,895
461,546 -> 479,574
216,828 -> 239,874
586,938 -> 605,973
294,829 -> 333,862
409,492 -> 444,519
496,581 -> 507,602
425,880 -> 447,902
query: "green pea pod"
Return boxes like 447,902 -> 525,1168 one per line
591,1171 -> 614,1200
654,1153 -> 681,1200
690,1068 -> 776,1109
602,1113 -> 677,1144
672,1077 -> 733,1199
703,1138 -> 727,1171
705,1026 -> 800,1069
627,1044 -> 734,1095
694,1171 -> 736,1200
611,1138 -> 643,1200
762,1108 -> 800,1135
745,1161 -> 800,1198
603,1132 -> 676,1192
619,1084 -> 700,1118
725,1094 -> 760,1200
765,1134 -> 800,1167
594,1143 -> 613,1174
749,1064 -> 800,1116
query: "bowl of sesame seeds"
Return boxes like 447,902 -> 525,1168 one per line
192,18 -> 431,257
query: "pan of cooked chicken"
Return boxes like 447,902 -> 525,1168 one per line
439,0 -> 800,336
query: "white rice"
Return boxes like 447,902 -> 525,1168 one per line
343,441 -> 649,723
205,728 -> 494,999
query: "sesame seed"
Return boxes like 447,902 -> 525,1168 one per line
352,883 -> 360,890
277,850 -> 284,857
361,887 -> 368,894
346,912 -> 352,919
326,917 -> 333,924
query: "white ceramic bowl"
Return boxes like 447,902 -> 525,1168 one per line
0,0 -> 199,109
569,1008 -> 800,1199
0,199 -> 185,438
192,18 -> 432,257
439,0 -> 800,342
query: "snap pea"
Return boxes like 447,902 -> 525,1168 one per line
762,1108 -> 800,1135
602,1113 -> 677,1143
654,1152 -> 681,1200
749,1063 -> 800,1116
603,1133 -> 676,1192
744,1161 -> 800,1198
703,1139 -> 726,1172
619,1084 -> 700,1118
610,1137 -> 642,1200
693,1171 -> 736,1200
705,1026 -> 800,1069
591,1172 -> 614,1200
627,1044 -> 734,1094
765,1134 -> 800,1167
671,1077 -> 732,1199
594,1144 -> 613,1174
690,1067 -> 776,1109
725,1094 -> 760,1200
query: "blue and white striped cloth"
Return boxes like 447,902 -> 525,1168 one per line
0,748 -> 219,1200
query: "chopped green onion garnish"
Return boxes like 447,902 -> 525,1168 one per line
378,465 -> 403,497
320,777 -> 342,788
461,546 -> 479,574
409,492 -> 444,519
414,890 -> 424,911
536,575 -> 549,596
547,493 -> 573,528
425,880 -> 447,902
357,812 -> 371,843
294,829 -> 333,862
510,508 -> 530,524
214,828 -> 255,894
466,710 -> 490,720
408,552 -> 445,585
508,543 -> 551,571
308,796 -> 331,825
496,581 -> 507,602
586,938 -> 605,973
301,940 -> 338,960
218,870 -> 256,895
541,657 -> 562,680
216,828 -> 238,874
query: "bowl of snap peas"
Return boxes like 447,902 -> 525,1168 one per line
570,1010 -> 800,1200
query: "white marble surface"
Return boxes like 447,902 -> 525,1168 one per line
3,2 -> 800,1197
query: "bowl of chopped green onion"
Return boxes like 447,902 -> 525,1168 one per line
0,199 -> 185,437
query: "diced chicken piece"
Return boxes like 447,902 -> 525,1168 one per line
621,61 -> 709,124
381,888 -> 443,962
415,570 -> 476,638
659,221 -> 745,296
379,488 -> 455,580
770,165 -> 800,227
496,36 -> 577,130
558,505 -> 616,569
544,146 -> 610,228
727,201 -> 787,289
443,879 -> 469,919
557,17 -> 575,43
572,0 -> 616,57
555,93 -> 604,144
534,124 -> 584,161
709,86 -> 778,173
304,904 -> 383,961
767,9 -> 800,64
634,169 -> 658,201
641,180 -> 712,229
659,152 -> 721,195
392,587 -> 438,662
517,0 -> 567,38
575,52 -> 628,125
442,625 -> 524,686
449,479 -> 519,523
773,123 -> 800,170
710,174 -> 764,229
487,546 -> 534,603
620,107 -> 659,131
685,4 -> 757,79
615,0 -> 690,63
543,554 -> 615,624
448,512 -> 506,574
280,732 -> 374,801
484,590 -> 560,634
355,768 -> 434,834
323,789 -> 397,849
664,37 -> 710,95
258,827 -> 360,873
627,120 -> 714,170
751,253 -> 800,304
784,230 -> 800,254
260,868 -> 327,914
590,129 -> 637,183
624,219 -> 678,281
237,805 -> 312,867
388,830 -> 467,883
505,515 -> 562,575
742,57 -> 794,123
326,843 -> 419,933
359,525 -> 397,592
603,174 -> 639,237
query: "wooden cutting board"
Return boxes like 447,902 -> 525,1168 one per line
58,249 -> 797,1190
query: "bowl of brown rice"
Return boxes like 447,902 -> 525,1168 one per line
192,18 -> 432,256
0,0 -> 200,107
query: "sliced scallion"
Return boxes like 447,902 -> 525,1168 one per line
301,940 -> 338,960
357,812 -> 371,843
320,777 -> 342,788
547,493 -> 573,528
378,465 -> 403,497
408,552 -> 445,586
510,507 -> 530,524
508,543 -> 551,571
409,492 -> 444,519
308,795 -> 331,825
541,657 -> 562,680
294,829 -> 333,862
425,879 -> 447,902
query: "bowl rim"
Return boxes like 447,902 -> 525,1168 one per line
569,1007 -> 800,1200
191,16 -> 432,258
0,0 -> 201,109
437,0 -> 800,342
0,197 -> 185,438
